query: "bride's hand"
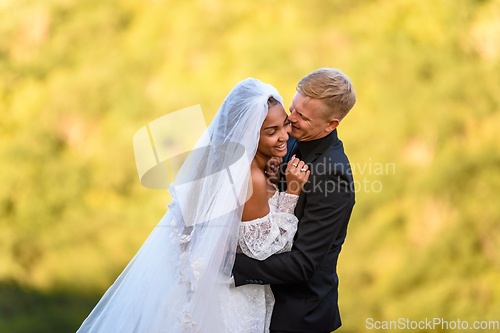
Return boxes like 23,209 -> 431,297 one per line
265,157 -> 282,185
285,155 -> 310,195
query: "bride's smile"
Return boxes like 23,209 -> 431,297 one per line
255,100 -> 291,160
273,142 -> 287,152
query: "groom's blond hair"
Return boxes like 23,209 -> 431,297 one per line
297,68 -> 356,121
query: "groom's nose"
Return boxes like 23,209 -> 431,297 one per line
288,110 -> 297,123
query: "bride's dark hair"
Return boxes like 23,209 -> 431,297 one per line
267,96 -> 281,107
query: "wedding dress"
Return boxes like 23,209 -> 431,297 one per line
219,187 -> 299,333
76,78 -> 289,333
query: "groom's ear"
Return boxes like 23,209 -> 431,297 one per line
325,118 -> 340,134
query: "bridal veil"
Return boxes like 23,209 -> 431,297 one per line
77,78 -> 283,332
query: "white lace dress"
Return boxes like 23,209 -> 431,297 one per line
218,188 -> 299,333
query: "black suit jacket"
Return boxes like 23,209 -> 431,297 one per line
232,129 -> 355,333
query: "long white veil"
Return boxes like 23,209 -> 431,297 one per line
77,78 -> 284,332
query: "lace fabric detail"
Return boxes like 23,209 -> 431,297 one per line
276,191 -> 299,214
180,309 -> 200,333
174,190 -> 300,332
218,277 -> 270,333
237,190 -> 299,261
222,189 -> 299,333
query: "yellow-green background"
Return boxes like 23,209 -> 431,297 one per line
1,0 -> 500,332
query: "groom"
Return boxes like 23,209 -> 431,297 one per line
232,68 -> 356,333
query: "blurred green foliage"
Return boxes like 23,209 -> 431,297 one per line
1,0 -> 500,332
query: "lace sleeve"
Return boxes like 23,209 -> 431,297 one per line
236,192 -> 300,260
276,192 -> 299,214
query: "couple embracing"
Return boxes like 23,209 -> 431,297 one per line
77,68 -> 356,333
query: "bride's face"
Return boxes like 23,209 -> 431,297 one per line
257,103 -> 291,158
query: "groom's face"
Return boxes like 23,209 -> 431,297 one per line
288,93 -> 331,142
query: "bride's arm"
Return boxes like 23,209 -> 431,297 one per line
237,164 -> 302,261
237,191 -> 300,260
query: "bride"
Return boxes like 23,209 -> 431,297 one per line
76,78 -> 310,333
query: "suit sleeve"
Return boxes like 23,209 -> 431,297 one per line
232,167 -> 354,285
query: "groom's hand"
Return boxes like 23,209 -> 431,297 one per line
265,157 -> 282,185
